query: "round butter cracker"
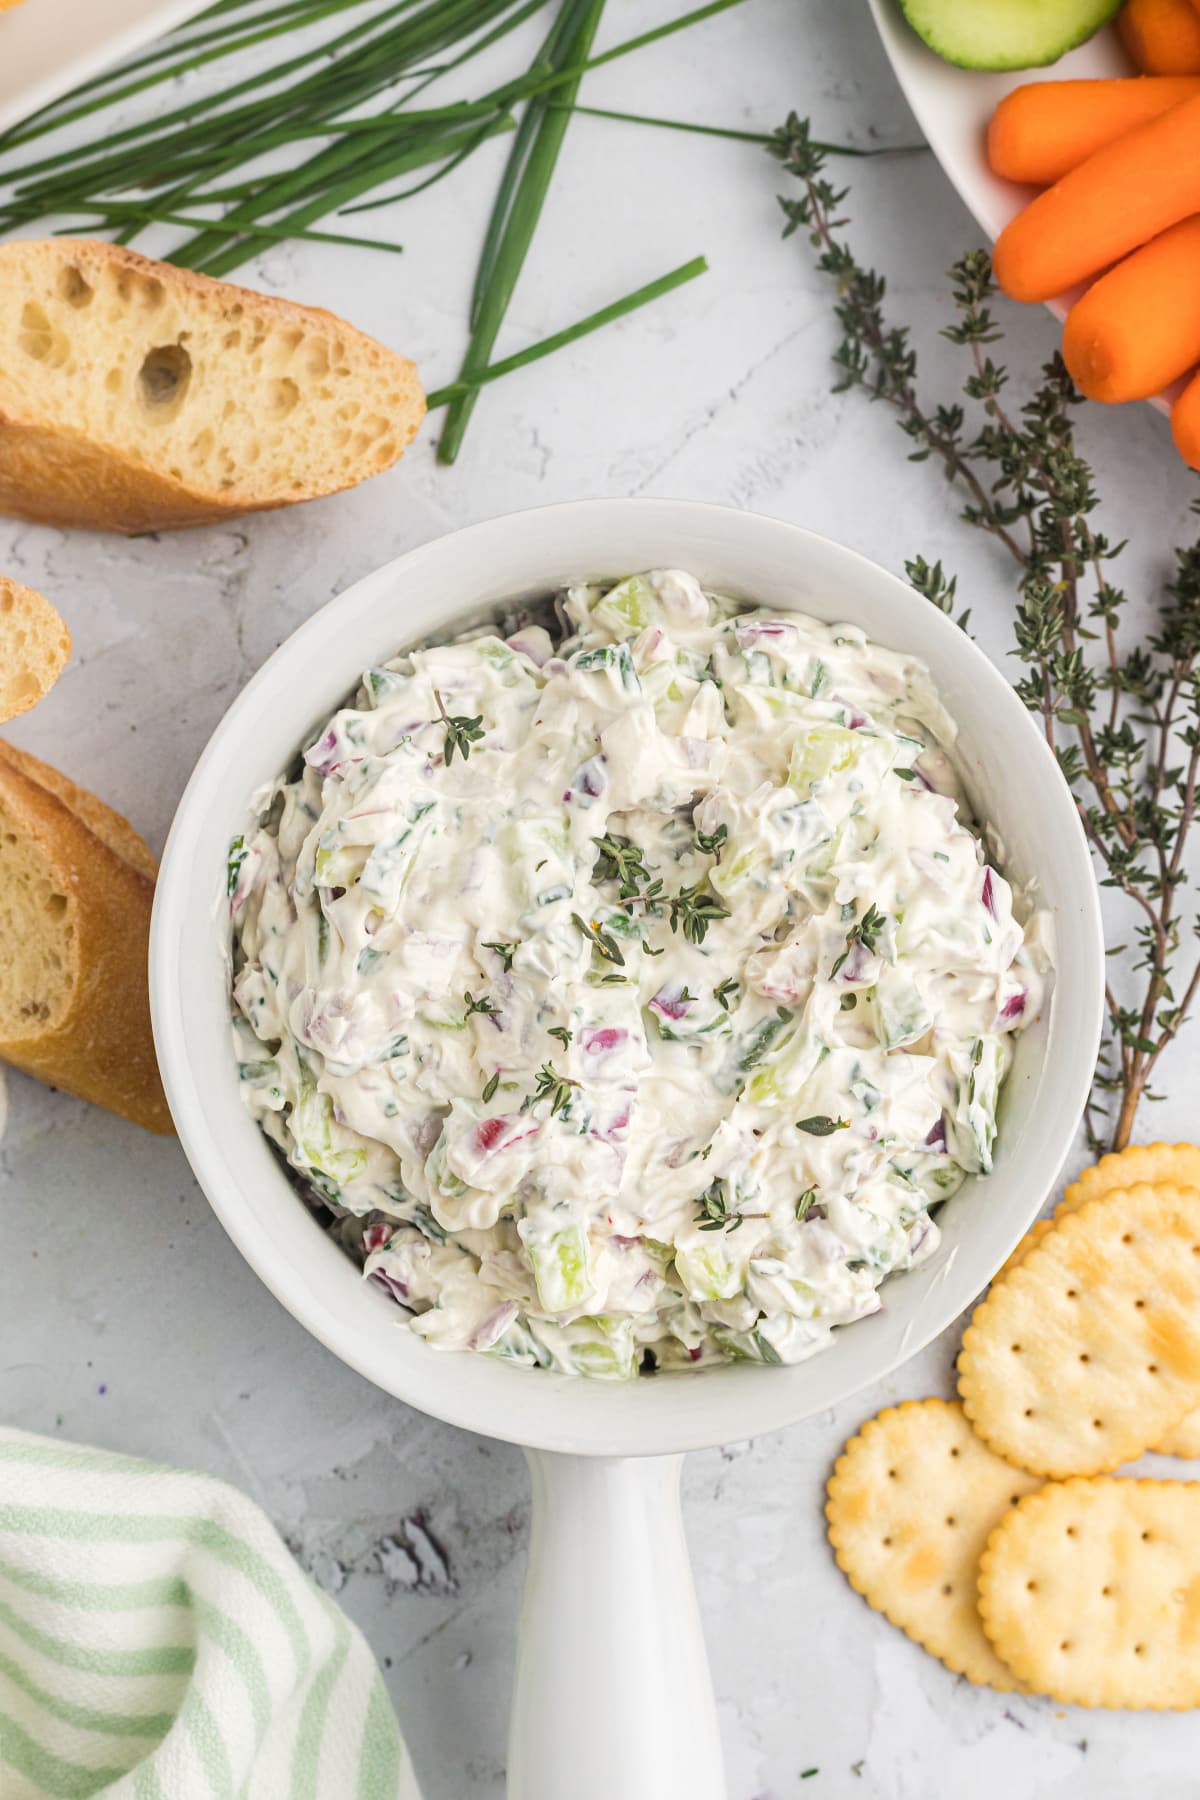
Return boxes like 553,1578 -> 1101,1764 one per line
826,1398 -> 1039,1692
1153,1412 -> 1200,1460
959,1183 -> 1200,1477
1064,1143 -> 1200,1215
978,1477 -> 1200,1709
995,1217 -> 1054,1283
996,1145 -> 1200,1285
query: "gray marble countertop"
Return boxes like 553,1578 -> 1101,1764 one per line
3,3 -> 1199,1794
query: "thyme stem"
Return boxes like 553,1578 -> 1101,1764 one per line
772,113 -> 1200,1152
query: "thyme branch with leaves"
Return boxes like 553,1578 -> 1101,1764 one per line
769,114 -> 1200,1151
434,691 -> 486,766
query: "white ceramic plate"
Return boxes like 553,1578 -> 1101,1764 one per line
865,0 -> 1178,411
867,0 -> 1129,257
0,0 -> 209,139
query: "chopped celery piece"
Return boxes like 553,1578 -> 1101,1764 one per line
874,965 -> 932,1050
290,1088 -> 367,1188
788,724 -> 862,796
426,1129 -> 468,1199
226,834 -> 247,897
574,642 -> 640,690
530,1314 -> 637,1379
951,1035 -> 1004,1175
363,665 -> 409,706
591,574 -> 657,635
675,1243 -> 742,1301
522,1220 -> 594,1313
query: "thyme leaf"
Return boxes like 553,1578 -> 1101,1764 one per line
669,880 -> 730,945
694,1176 -> 768,1233
831,902 -> 888,978
523,1060 -> 579,1117
571,911 -> 626,966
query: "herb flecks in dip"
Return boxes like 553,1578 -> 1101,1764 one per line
230,569 -> 1048,1378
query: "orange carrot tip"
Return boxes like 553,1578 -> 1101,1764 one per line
1171,368 -> 1200,467
992,91 -> 1200,304
1062,216 -> 1200,402
987,77 -> 1200,184
1118,0 -> 1200,73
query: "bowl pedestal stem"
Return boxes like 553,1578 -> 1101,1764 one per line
509,1449 -> 725,1800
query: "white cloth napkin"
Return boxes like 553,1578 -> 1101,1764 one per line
0,1427 -> 421,1799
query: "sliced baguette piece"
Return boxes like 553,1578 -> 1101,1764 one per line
0,577 -> 71,723
0,239 -> 425,533
0,738 -> 171,1132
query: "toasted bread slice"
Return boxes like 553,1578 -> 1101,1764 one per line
0,239 -> 425,533
0,739 -> 171,1132
0,577 -> 71,722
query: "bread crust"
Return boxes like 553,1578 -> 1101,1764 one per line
0,415 -> 261,533
0,239 -> 426,533
0,739 -> 172,1133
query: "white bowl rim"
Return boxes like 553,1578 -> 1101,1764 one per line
150,497 -> 1105,1457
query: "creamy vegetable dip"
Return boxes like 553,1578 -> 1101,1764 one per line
229,569 -> 1049,1379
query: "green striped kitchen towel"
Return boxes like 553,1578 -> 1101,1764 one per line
0,1427 -> 421,1800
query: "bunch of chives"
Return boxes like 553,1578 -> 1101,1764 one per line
0,0 -> 898,454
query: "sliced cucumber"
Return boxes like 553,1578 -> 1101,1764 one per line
899,0 -> 1122,70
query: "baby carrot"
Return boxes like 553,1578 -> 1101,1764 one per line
1062,217 -> 1200,400
992,91 -> 1200,302
1118,0 -> 1200,73
1171,365 -> 1200,467
988,77 -> 1200,184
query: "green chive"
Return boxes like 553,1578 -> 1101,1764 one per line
550,103 -> 924,156
437,0 -> 605,465
425,256 -> 708,408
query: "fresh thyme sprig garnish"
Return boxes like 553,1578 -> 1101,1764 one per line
548,1025 -> 573,1048
522,1061 -> 580,1117
464,989 -> 497,1018
714,976 -> 739,1011
592,834 -> 656,899
831,902 -> 888,977
434,691 -> 485,766
669,881 -> 731,945
694,1176 -> 768,1233
795,1187 -> 817,1221
772,112 -> 1200,1151
482,940 -> 517,972
482,1070 -> 500,1103
571,912 -> 626,965
695,822 -> 728,860
796,1115 -> 850,1136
